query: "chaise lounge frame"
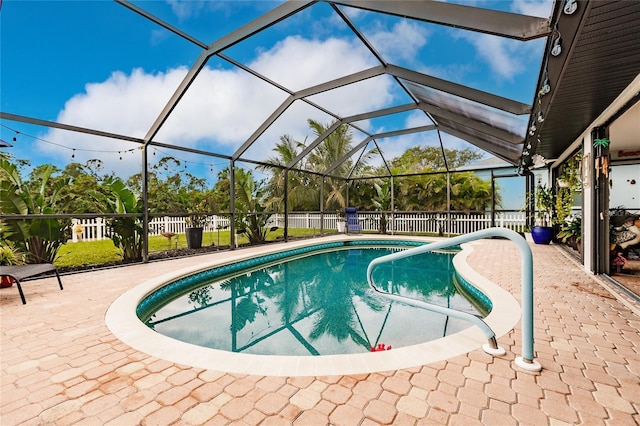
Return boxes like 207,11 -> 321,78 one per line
0,264 -> 63,304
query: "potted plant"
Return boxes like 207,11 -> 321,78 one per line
557,214 -> 582,251
185,213 -> 207,249
531,183 -> 554,244
0,245 -> 25,288
554,152 -> 582,227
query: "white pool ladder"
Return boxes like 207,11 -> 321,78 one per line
367,227 -> 542,372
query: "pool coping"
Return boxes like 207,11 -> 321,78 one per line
105,235 -> 521,377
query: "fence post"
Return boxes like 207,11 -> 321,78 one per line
95,217 -> 104,241
71,219 -> 79,242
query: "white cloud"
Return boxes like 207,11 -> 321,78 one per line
368,20 -> 430,64
40,35 -> 396,178
166,0 -> 208,21
249,35 -> 377,91
511,0 -> 554,18
459,33 -> 526,81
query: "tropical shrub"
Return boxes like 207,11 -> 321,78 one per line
91,177 -> 144,261
233,168 -> 277,245
0,156 -> 71,263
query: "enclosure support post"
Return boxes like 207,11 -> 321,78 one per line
284,170 -> 289,242
142,145 -> 149,263
320,177 -> 325,235
391,176 -> 395,235
491,170 -> 496,228
230,160 -> 236,250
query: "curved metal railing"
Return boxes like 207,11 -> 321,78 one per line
366,227 -> 541,371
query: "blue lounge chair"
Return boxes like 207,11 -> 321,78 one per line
345,207 -> 362,234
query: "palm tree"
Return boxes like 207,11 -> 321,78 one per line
449,172 -> 497,213
306,119 -> 377,211
259,135 -> 319,211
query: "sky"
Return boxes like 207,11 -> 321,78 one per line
0,0 -> 552,196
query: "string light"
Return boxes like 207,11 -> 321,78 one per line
551,31 -> 562,56
1,124 -> 225,173
150,147 -> 226,174
1,123 -> 138,157
563,0 -> 577,15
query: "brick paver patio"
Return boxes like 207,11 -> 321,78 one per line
1,238 -> 639,425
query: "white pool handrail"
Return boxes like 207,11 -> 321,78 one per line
367,227 -> 542,372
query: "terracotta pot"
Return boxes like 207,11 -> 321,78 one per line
1,276 -> 14,288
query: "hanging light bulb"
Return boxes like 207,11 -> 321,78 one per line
563,0 -> 577,15
13,131 -> 19,142
537,111 -> 545,123
71,149 -> 75,159
540,78 -> 551,96
551,33 -> 562,56
527,142 -> 532,149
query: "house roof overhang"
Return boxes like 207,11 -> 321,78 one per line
523,0 -> 640,167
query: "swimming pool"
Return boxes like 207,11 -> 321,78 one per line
106,235 -> 521,376
138,246 -> 486,356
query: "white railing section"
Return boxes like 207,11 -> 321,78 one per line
71,216 -> 231,242
71,212 -> 526,242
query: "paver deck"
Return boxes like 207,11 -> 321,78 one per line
1,238 -> 639,425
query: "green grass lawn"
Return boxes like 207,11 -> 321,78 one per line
54,227 -> 324,268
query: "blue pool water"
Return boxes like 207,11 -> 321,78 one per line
139,245 -> 488,356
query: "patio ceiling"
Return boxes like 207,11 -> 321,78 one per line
524,0 -> 640,167
116,0 -> 551,177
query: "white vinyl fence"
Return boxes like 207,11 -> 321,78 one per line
70,212 -> 526,242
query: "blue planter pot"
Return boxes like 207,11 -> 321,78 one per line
531,226 -> 553,245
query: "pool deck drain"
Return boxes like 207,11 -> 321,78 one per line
2,235 -> 639,425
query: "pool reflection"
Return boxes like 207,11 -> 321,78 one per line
146,248 -> 481,356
